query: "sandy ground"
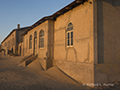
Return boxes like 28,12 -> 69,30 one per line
0,56 -> 91,90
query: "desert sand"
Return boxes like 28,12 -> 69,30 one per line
0,56 -> 91,90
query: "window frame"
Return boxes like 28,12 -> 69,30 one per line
39,30 -> 44,49
66,22 -> 73,47
29,35 -> 32,49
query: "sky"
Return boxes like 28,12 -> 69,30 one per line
0,0 -> 74,44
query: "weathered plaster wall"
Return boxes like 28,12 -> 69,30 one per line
1,31 -> 16,55
1,50 -> 5,56
17,30 -> 25,43
95,0 -> 120,83
1,27 -> 26,56
23,20 -> 53,70
23,34 -> 30,56
54,1 -> 94,84
16,28 -> 28,54
18,42 -> 23,56
47,20 -> 54,69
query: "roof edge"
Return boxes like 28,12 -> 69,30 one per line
22,0 -> 86,36
1,26 -> 30,44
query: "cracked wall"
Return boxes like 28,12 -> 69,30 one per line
23,20 -> 54,70
95,0 -> 120,83
54,1 -> 94,84
1,31 -> 16,55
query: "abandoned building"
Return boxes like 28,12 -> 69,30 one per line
0,44 -> 4,56
0,24 -> 30,56
1,0 -> 120,85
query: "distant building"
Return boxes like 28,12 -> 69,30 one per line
1,24 -> 30,56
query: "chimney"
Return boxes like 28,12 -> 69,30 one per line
17,24 -> 20,29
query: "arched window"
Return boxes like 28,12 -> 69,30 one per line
34,31 -> 37,38
66,22 -> 73,46
34,31 -> 37,55
29,35 -> 32,49
39,30 -> 44,48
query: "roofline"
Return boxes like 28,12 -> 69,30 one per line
22,0 -> 86,36
21,16 -> 52,36
1,26 -> 30,44
51,0 -> 86,19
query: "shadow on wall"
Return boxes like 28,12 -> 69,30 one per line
97,0 -> 120,64
97,0 -> 104,64
103,0 -> 120,6
46,52 -> 53,69
8,48 -> 14,55
95,0 -> 120,83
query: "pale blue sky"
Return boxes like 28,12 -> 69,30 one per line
0,0 -> 74,44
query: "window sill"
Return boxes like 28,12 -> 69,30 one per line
40,47 -> 44,49
66,45 -> 73,48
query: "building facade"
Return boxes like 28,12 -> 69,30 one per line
1,0 -> 120,85
21,0 -> 120,84
1,24 -> 29,56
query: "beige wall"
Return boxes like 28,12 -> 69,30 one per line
23,21 -> 49,56
23,34 -> 29,56
95,0 -> 120,83
1,31 -> 16,55
23,20 -> 54,70
21,0 -> 120,84
18,42 -> 23,56
1,27 -> 27,56
54,1 -> 94,84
